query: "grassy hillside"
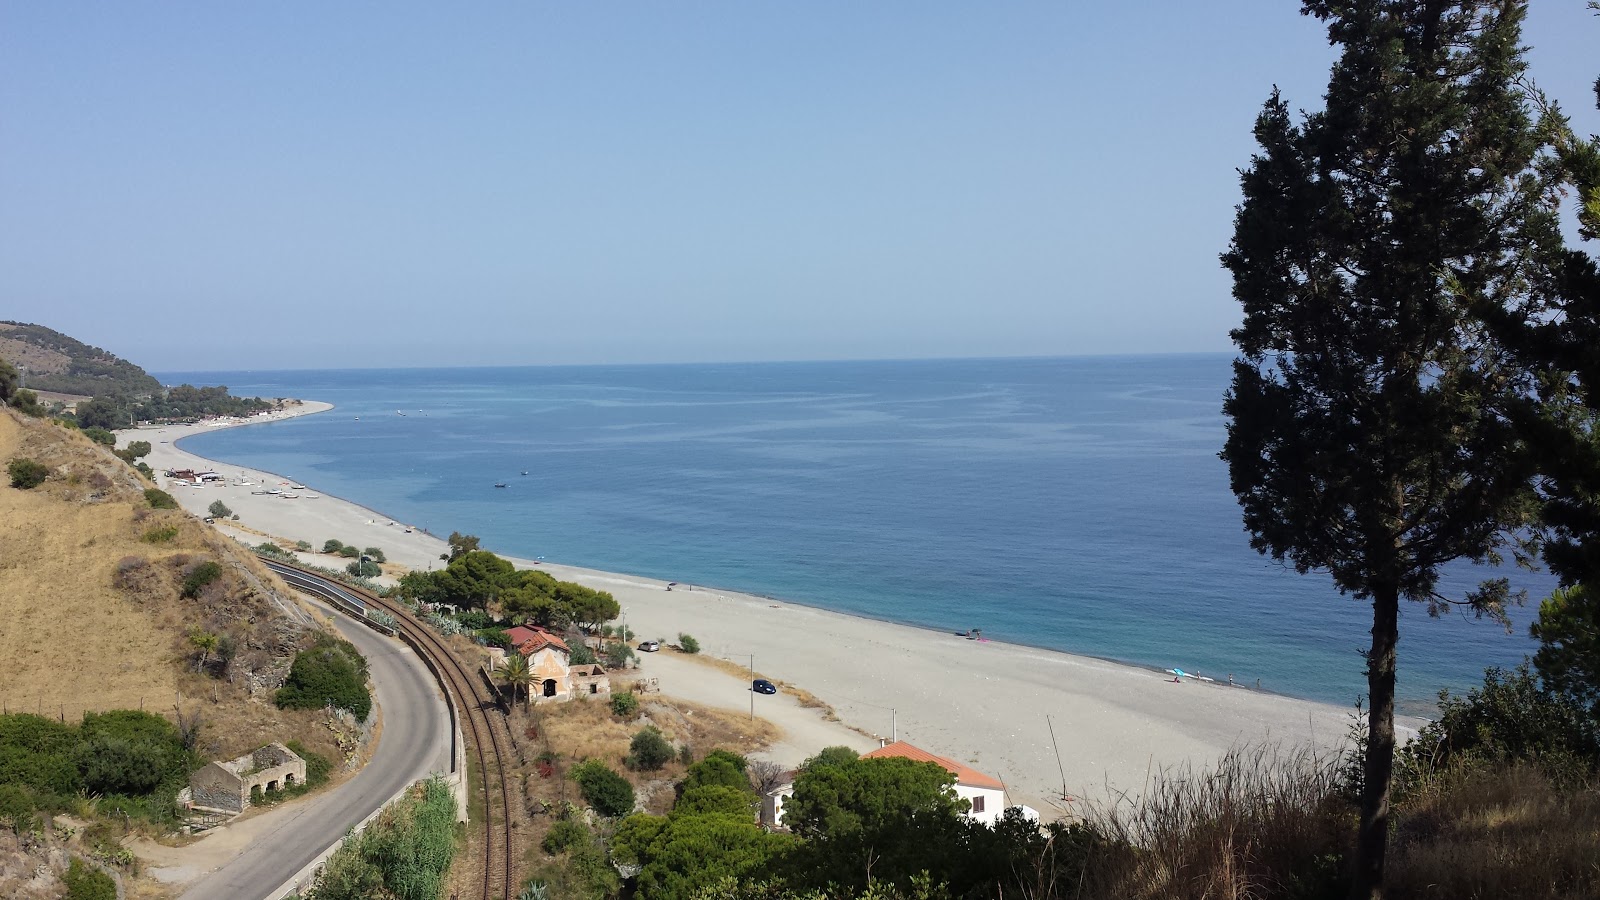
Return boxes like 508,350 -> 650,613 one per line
0,321 -> 162,398
0,408 -> 345,764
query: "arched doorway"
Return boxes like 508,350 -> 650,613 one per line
542,679 -> 558,698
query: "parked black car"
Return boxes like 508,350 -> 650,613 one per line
752,679 -> 777,695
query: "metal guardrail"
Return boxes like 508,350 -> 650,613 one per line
262,561 -> 396,637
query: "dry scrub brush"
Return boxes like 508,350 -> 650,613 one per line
1386,761 -> 1600,900
1077,745 -> 1350,900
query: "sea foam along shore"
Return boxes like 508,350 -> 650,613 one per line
124,398 -> 1365,817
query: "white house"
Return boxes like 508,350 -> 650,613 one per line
762,740 -> 1017,828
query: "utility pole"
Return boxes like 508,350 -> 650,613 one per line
749,653 -> 755,721
891,708 -> 896,743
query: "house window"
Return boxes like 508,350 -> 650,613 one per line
971,796 -> 985,814
589,683 -> 598,694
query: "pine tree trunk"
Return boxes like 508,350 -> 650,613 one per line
1353,584 -> 1399,900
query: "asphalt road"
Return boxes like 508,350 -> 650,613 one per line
176,590 -> 452,900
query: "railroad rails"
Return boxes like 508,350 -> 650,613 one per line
260,557 -> 517,900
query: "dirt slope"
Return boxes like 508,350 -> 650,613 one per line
0,408 -> 343,763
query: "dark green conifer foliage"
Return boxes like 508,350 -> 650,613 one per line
1220,3 -> 1556,896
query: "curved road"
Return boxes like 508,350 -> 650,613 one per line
174,583 -> 452,900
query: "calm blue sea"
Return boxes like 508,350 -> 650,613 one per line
160,355 -> 1549,711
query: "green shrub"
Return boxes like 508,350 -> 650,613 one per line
276,634 -> 372,720
303,777 -> 456,900
610,692 -> 639,717
143,488 -> 178,509
142,525 -> 179,544
0,714 -> 82,795
541,818 -> 590,855
82,428 -> 116,447
626,727 -> 674,772
479,628 -> 512,650
256,542 -> 291,558
7,458 -> 49,489
347,559 -> 382,578
571,760 -> 634,817
362,547 -> 386,563
295,540 -> 313,551
569,643 -> 598,665
63,858 -> 116,900
76,710 -> 195,799
323,539 -> 345,553
0,783 -> 38,833
207,499 -> 232,518
678,633 -> 700,654
603,642 -> 637,670
456,610 -> 494,630
340,545 -> 360,559
180,561 -> 223,598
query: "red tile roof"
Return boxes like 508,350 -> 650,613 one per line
863,741 -> 1005,791
506,625 -> 569,655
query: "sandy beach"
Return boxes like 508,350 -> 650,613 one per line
124,401 -> 1369,817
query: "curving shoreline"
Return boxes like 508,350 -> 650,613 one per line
127,399 -> 1370,815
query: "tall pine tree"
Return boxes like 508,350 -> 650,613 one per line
1220,3 -> 1557,896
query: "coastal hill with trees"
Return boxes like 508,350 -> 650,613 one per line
0,320 -> 277,426
0,320 -> 161,398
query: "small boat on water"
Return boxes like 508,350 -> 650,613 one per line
520,470 -> 529,476
494,482 -> 508,488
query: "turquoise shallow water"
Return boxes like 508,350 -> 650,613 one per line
161,354 -> 1548,711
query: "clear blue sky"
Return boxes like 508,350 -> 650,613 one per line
3,2 -> 1596,370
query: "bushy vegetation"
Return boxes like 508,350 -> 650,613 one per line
179,560 -> 223,598
571,759 -> 634,818
139,525 -> 177,544
613,752 -> 790,900
207,499 -> 232,518
609,692 -> 639,718
143,488 -> 177,509
0,711 -> 199,825
81,427 -> 115,447
626,727 -> 673,772
323,539 -> 345,554
395,546 -> 621,631
527,813 -> 621,900
302,777 -> 457,900
8,457 -> 49,489
346,559 -> 382,578
63,857 -> 116,900
275,633 -> 372,721
113,440 -> 150,465
677,633 -> 700,654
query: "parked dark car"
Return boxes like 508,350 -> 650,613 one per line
638,640 -> 661,652
752,679 -> 777,695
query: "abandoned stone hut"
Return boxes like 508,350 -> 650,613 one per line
186,742 -> 306,814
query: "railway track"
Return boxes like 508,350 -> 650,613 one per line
261,558 -> 517,900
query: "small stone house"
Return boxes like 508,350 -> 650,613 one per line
504,625 -> 610,703
187,742 -> 306,815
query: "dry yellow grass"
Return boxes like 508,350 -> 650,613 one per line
0,413 -> 181,715
0,410 -> 344,766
